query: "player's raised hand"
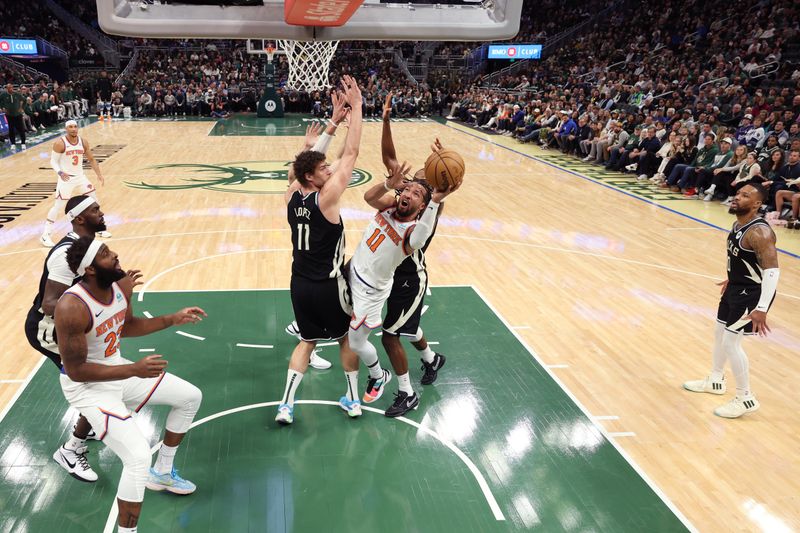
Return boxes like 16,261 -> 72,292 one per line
387,160 -> 411,190
431,178 -> 461,203
303,122 -> 324,151
126,269 -> 144,288
431,137 -> 444,153
382,92 -> 393,121
170,307 -> 207,326
341,75 -> 362,108
132,354 -> 168,378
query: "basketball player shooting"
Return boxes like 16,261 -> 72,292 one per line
683,183 -> 779,418
55,237 -> 206,533
349,152 -> 460,406
41,120 -> 111,247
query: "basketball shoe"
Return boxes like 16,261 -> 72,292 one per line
285,321 -> 332,369
363,369 -> 392,404
714,394 -> 760,418
40,233 -> 55,248
146,467 -> 196,495
96,230 -> 112,238
275,403 -> 294,425
384,391 -> 419,418
339,396 -> 362,418
420,353 -> 446,385
682,376 -> 726,395
53,444 -> 98,482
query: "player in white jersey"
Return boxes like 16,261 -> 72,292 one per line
41,120 -> 111,248
349,162 -> 459,404
55,236 -> 206,533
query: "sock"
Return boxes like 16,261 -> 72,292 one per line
154,444 -> 177,475
366,359 -> 383,380
64,434 -> 86,451
281,369 -> 304,406
397,373 -> 413,395
723,331 -> 750,396
710,322 -> 726,381
418,345 -> 435,364
344,371 -> 358,401
118,527 -> 137,533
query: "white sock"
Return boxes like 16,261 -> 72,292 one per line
154,443 -> 177,475
710,322 -> 726,381
118,526 -> 137,533
417,345 -> 435,364
64,434 -> 86,451
345,371 -> 358,401
723,330 -> 750,396
281,369 -> 304,406
397,373 -> 414,395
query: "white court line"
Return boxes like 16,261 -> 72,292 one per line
176,331 -> 205,341
142,311 -> 153,318
593,415 -> 620,421
471,286 -> 697,532
0,379 -> 25,384
421,305 -> 429,315
0,358 -> 45,425
609,432 -> 637,438
427,341 -> 440,346
425,286 -> 432,296
138,349 -> 155,353
101,400 -> 505,532
545,364 -> 570,369
235,343 -> 274,349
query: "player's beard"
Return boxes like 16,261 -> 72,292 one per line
89,219 -> 107,233
94,264 -> 126,289
728,205 -> 749,215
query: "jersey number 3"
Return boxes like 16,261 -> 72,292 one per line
366,228 -> 385,253
72,155 -> 79,166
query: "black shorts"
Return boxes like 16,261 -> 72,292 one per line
382,270 -> 428,337
716,285 -> 771,335
24,308 -> 62,369
290,274 -> 351,342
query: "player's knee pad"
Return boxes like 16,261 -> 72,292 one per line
720,329 -> 741,353
348,327 -> 372,353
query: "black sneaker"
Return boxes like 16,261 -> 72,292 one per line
420,353 -> 446,385
384,391 -> 419,418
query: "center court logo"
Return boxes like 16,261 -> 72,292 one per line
125,160 -> 372,195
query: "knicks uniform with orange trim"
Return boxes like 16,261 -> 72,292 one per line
349,207 -> 417,328
55,135 -> 95,200
58,281 -> 202,503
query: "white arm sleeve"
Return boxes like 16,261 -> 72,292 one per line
47,246 -> 75,285
50,150 -> 63,174
311,132 -> 334,155
755,268 -> 779,312
408,201 -> 440,250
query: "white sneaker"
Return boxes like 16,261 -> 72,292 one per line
9,145 -> 16,153
275,403 -> 294,425
703,192 -> 714,202
625,163 -> 637,171
637,174 -> 648,181
309,350 -> 332,370
683,376 -> 726,395
721,197 -> 733,206
53,444 -> 98,482
582,155 -> 592,161
20,144 -> 26,150
714,394 -> 760,418
96,230 -> 112,238
284,321 -> 301,339
40,233 -> 55,247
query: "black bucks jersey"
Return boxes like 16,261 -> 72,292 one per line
288,190 -> 345,281
726,217 -> 771,287
718,216 -> 774,334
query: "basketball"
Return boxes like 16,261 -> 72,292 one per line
424,149 -> 465,191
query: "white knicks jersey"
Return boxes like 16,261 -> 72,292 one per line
58,135 -> 85,176
62,282 -> 128,366
351,207 -> 416,290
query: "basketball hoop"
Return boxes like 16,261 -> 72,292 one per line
265,45 -> 276,63
277,39 -> 339,93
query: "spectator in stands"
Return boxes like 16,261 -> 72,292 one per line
695,137 -> 734,198
0,84 -> 27,151
632,126 -> 662,181
667,133 -> 718,192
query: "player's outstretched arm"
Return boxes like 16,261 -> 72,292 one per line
364,160 -> 410,210
405,181 -> 460,252
746,224 -> 779,336
83,139 -> 105,186
121,299 -> 207,338
319,75 -> 362,211
381,92 -> 398,172
56,295 -> 162,381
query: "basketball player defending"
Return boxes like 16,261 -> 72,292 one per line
350,158 -> 459,405
371,94 -> 447,416
683,183 -> 779,418
25,196 -> 140,482
276,76 -> 363,424
55,237 -> 205,532
41,120 -> 111,248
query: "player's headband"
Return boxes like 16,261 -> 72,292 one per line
76,239 -> 103,277
65,119 -> 78,127
67,197 -> 96,221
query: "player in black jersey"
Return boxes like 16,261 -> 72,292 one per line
367,93 -> 448,417
24,195 -> 142,481
684,183 -> 779,418
276,76 -> 363,425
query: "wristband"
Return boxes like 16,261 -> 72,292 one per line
329,120 -> 339,128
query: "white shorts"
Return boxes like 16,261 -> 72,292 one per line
348,268 -> 390,330
56,174 -> 94,200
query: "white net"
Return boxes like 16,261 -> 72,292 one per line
277,40 -> 339,92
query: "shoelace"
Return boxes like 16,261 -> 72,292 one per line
74,446 -> 92,471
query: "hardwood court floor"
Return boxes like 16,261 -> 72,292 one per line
0,116 -> 798,532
